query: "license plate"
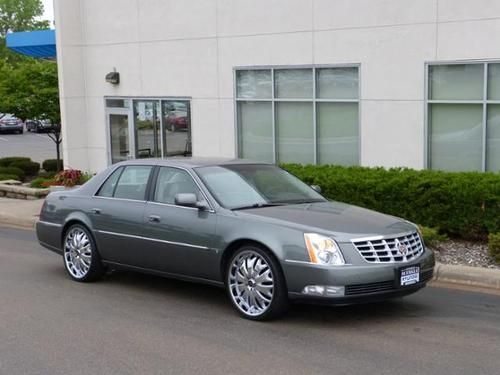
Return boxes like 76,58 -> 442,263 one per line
399,265 -> 420,286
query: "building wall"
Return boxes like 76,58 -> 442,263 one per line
54,0 -> 500,172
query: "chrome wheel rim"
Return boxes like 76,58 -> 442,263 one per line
64,228 -> 92,279
228,251 -> 274,317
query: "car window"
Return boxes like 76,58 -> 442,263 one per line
97,167 -> 123,197
154,167 -> 200,205
113,166 -> 153,200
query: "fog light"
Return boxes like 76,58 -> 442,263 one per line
302,285 -> 345,297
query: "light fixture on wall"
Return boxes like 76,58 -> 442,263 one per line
105,68 -> 120,85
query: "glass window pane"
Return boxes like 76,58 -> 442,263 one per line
97,167 -> 123,197
106,99 -> 130,108
238,101 -> 273,162
317,68 -> 359,99
114,166 -> 153,200
154,167 -> 200,205
109,114 -> 130,164
275,69 -> 313,98
276,102 -> 314,164
429,64 -> 484,100
487,63 -> 500,100
236,70 -> 272,99
429,104 -> 483,171
162,100 -> 191,157
487,104 -> 500,172
134,100 -> 161,158
317,103 -> 359,165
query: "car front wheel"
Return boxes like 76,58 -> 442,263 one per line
63,224 -> 104,282
226,245 -> 289,320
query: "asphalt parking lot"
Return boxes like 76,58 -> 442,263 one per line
1,226 -> 500,375
0,130 -> 58,164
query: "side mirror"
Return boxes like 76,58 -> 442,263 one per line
175,193 -> 208,210
310,185 -> 322,194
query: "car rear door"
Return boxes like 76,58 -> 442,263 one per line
90,165 -> 154,266
142,166 -> 219,280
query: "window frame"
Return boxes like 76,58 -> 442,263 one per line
425,60 -> 500,172
233,64 -> 361,165
148,165 -> 216,212
94,164 -> 155,202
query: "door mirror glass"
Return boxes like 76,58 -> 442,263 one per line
310,185 -> 322,194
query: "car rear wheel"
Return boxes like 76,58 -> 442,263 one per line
63,224 -> 104,282
226,245 -> 289,320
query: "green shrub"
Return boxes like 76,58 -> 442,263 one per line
30,177 -> 54,189
418,225 -> 448,247
0,173 -> 18,181
489,233 -> 500,264
0,167 -> 25,181
0,157 -> 31,167
37,171 -> 56,179
42,159 -> 63,172
282,164 -> 500,240
9,160 -> 40,177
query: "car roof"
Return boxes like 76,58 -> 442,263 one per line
115,157 -> 272,169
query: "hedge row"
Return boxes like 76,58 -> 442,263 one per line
0,157 -> 40,178
283,164 -> 500,241
42,159 -> 63,172
0,167 -> 25,181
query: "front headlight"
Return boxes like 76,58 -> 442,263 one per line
304,233 -> 345,265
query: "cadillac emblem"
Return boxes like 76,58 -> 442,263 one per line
395,239 -> 408,255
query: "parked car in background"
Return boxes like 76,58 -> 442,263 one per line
0,114 -> 23,134
26,119 -> 57,133
36,159 -> 435,320
164,102 -> 188,132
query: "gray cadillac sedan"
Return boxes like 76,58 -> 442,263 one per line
36,159 -> 435,320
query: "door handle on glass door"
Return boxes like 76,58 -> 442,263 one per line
149,215 -> 161,223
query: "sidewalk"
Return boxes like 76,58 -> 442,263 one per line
0,197 -> 499,293
0,197 -> 42,229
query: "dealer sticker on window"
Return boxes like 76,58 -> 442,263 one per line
400,265 -> 420,286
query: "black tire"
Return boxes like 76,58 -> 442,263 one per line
18,130 -> 23,134
226,244 -> 289,321
62,224 -> 104,282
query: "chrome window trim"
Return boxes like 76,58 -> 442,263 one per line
94,229 -> 217,252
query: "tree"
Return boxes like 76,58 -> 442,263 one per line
0,60 -> 63,171
0,0 -> 50,62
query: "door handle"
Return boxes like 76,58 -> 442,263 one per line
148,215 -> 161,223
91,208 -> 101,214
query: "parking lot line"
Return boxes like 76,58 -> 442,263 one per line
0,137 -> 8,141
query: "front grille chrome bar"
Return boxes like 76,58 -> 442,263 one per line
351,231 -> 424,263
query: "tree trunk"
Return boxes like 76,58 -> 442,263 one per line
56,140 -> 62,172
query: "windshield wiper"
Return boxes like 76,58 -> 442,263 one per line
273,199 -> 326,204
232,203 -> 284,211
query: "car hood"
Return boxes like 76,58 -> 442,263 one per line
236,201 -> 416,242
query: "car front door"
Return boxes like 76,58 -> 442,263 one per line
90,165 -> 153,266
142,166 -> 219,280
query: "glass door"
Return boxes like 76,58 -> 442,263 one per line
108,113 -> 131,164
134,100 -> 161,158
161,100 -> 192,157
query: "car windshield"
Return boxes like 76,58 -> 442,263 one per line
195,164 -> 326,210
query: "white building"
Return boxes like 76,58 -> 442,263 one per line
54,0 -> 500,173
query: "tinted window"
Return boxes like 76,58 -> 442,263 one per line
97,167 -> 123,197
154,167 -> 200,205
113,166 -> 152,200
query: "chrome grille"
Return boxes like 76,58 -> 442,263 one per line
351,231 -> 424,263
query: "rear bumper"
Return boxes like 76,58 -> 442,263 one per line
36,220 -> 63,255
0,125 -> 23,132
283,248 -> 435,304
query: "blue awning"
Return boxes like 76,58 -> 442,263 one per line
6,29 -> 56,59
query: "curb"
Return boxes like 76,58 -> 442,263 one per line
433,262 -> 500,291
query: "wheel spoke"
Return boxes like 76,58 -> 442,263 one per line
64,228 -> 92,279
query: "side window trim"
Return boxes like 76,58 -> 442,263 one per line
94,166 -> 123,197
110,167 -> 125,198
149,166 -> 215,212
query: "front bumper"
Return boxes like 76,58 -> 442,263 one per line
283,248 -> 435,304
